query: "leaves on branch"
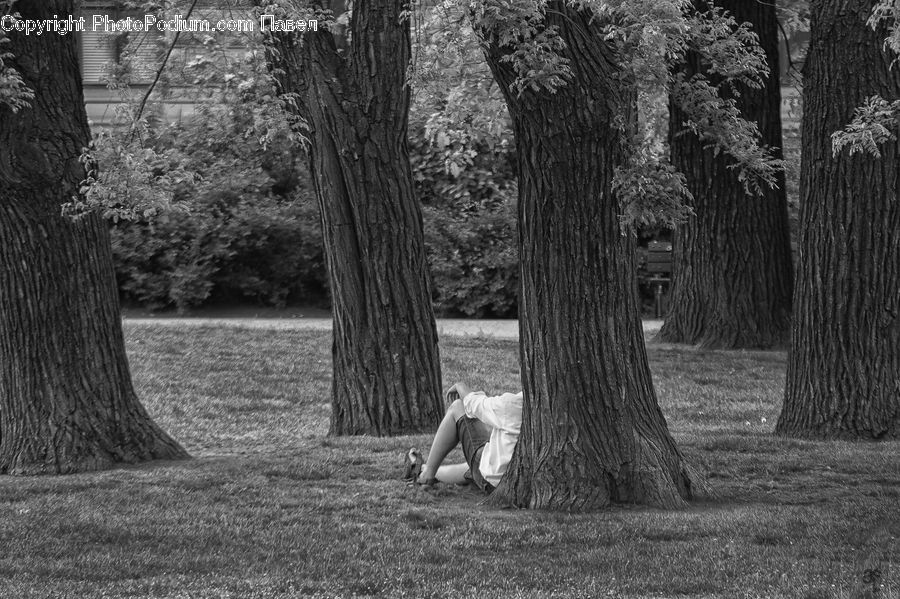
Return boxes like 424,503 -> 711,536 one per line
65,7 -> 297,223
47,0 -> 794,229
869,0 -> 900,58
64,122 -> 195,223
670,74 -> 783,196
614,149 -> 694,231
831,95 -> 900,159
409,1 -> 511,179
469,0 -> 573,94
0,43 -> 31,113
0,4 -> 33,113
455,0 -> 783,223
685,6 -> 768,88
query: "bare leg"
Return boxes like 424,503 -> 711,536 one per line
435,462 -> 469,484
418,398 -> 465,483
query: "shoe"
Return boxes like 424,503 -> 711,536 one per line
402,448 -> 437,486
402,447 -> 424,482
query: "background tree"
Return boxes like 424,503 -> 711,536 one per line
473,1 -> 697,510
255,0 -> 444,435
657,0 -> 794,349
777,0 -> 900,439
0,0 -> 188,473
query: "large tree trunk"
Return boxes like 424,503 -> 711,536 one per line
0,0 -> 188,474
776,0 -> 900,439
260,1 -> 443,435
657,0 -> 794,349
476,3 -> 695,510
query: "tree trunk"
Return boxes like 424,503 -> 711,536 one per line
0,0 -> 188,474
657,0 -> 794,349
260,1 -> 443,435
776,0 -> 900,439
477,3 -> 695,510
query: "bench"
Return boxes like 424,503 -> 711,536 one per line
645,241 -> 672,318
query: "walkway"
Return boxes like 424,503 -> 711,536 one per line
123,313 -> 664,340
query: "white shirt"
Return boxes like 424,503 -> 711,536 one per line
462,391 -> 523,487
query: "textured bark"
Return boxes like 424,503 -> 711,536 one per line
776,0 -> 900,439
657,0 -> 794,349
478,3 -> 695,510
260,0 -> 443,435
0,0 -> 188,474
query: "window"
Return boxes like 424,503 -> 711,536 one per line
80,5 -> 117,84
78,3 -> 163,85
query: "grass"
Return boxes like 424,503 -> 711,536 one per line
1,324 -> 899,598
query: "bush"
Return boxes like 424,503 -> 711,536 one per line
423,202 -> 518,318
92,52 -> 329,313
112,192 -> 327,312
411,128 -> 520,318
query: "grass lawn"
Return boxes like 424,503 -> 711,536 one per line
1,325 -> 898,599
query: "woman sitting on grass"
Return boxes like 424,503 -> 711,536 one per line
404,382 -> 523,493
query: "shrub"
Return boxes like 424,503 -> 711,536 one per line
423,202 -> 518,318
410,127 -> 520,318
92,50 -> 328,312
111,192 -> 327,312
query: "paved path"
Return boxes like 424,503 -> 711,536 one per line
123,316 -> 664,339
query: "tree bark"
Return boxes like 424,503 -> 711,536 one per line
260,0 -> 443,435
0,0 -> 188,474
657,0 -> 794,349
476,3 -> 695,510
776,0 -> 900,439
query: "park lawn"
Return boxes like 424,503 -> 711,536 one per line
0,325 -> 898,599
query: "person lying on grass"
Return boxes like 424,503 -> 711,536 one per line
404,382 -> 523,493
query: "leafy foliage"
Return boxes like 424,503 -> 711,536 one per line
614,152 -> 694,230
112,193 -> 327,312
104,86 -> 327,311
404,3 -> 521,316
65,0 -> 522,315
423,202 -> 518,318
0,45 -> 31,112
870,0 -> 900,57
831,95 -> 900,158
633,3 -> 783,198
0,3 -> 33,113
409,107 -> 519,317
65,0 -> 301,220
60,0 -> 813,315
83,25 -> 325,311
409,2 -> 510,157
64,129 -> 195,222
465,0 -> 572,95
827,2 -> 900,158
412,0 -> 785,230
824,1 -> 900,158
670,74 -> 783,195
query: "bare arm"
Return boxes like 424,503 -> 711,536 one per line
445,382 -> 472,403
